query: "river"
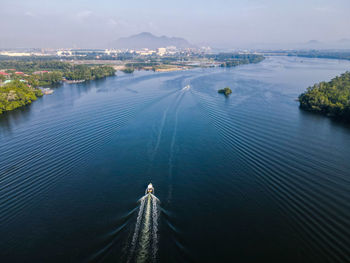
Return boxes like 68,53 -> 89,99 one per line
1,56 -> 350,262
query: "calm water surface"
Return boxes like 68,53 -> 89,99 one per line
1,56 -> 350,262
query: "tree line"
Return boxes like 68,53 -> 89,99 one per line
0,80 -> 42,114
299,71 -> 350,121
288,51 -> 350,61
64,65 -> 116,80
0,61 -> 116,85
206,53 -> 265,67
0,61 -> 116,114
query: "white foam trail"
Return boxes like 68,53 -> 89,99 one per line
152,85 -> 186,160
151,86 -> 187,164
136,195 -> 152,263
128,194 -> 160,263
151,194 -> 160,261
152,106 -> 170,161
167,90 -> 185,202
128,195 -> 147,263
151,194 -> 160,202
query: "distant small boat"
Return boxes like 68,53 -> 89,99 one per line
182,85 -> 191,91
41,88 -> 54,95
146,183 -> 154,194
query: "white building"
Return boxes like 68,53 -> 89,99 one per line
135,49 -> 156,56
157,48 -> 166,56
56,50 -> 73,56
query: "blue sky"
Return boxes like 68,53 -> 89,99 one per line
1,0 -> 349,48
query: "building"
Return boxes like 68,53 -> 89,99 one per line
56,50 -> 73,56
135,48 -> 156,56
0,51 -> 31,56
33,71 -> 50,75
157,48 -> 166,56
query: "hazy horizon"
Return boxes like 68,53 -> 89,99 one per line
1,0 -> 350,49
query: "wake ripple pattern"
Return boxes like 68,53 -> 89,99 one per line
190,86 -> 350,263
128,194 -> 160,263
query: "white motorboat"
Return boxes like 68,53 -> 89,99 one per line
146,183 -> 154,194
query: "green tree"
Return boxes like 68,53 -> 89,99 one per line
218,87 -> 232,96
299,71 -> 350,121
0,80 -> 43,114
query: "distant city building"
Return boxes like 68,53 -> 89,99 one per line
0,51 -> 32,56
135,48 -> 156,56
0,51 -> 50,56
156,48 -> 166,56
104,49 -> 121,55
56,50 -> 73,56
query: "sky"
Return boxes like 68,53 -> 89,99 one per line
0,0 -> 350,49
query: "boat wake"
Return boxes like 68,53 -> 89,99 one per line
181,85 -> 191,91
128,193 -> 160,263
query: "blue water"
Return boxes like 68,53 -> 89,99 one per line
1,56 -> 350,262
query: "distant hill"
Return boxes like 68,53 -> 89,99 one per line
301,40 -> 324,49
306,40 -> 322,45
112,32 -> 194,49
298,39 -> 350,50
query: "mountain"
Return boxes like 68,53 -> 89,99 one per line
299,39 -> 350,50
112,32 -> 194,49
306,40 -> 322,45
302,40 -> 324,49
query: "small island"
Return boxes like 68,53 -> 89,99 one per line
0,51 -> 265,114
298,71 -> 350,122
218,87 -> 232,97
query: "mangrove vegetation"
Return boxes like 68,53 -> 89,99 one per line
0,80 -> 43,114
299,71 -> 350,121
206,53 -> 265,67
218,87 -> 232,96
0,61 -> 116,114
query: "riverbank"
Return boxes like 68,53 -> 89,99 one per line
0,62 -> 116,114
68,53 -> 265,72
0,54 -> 265,114
2,56 -> 350,263
0,80 -> 43,114
63,79 -> 85,84
0,66 -> 116,114
299,71 -> 350,122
